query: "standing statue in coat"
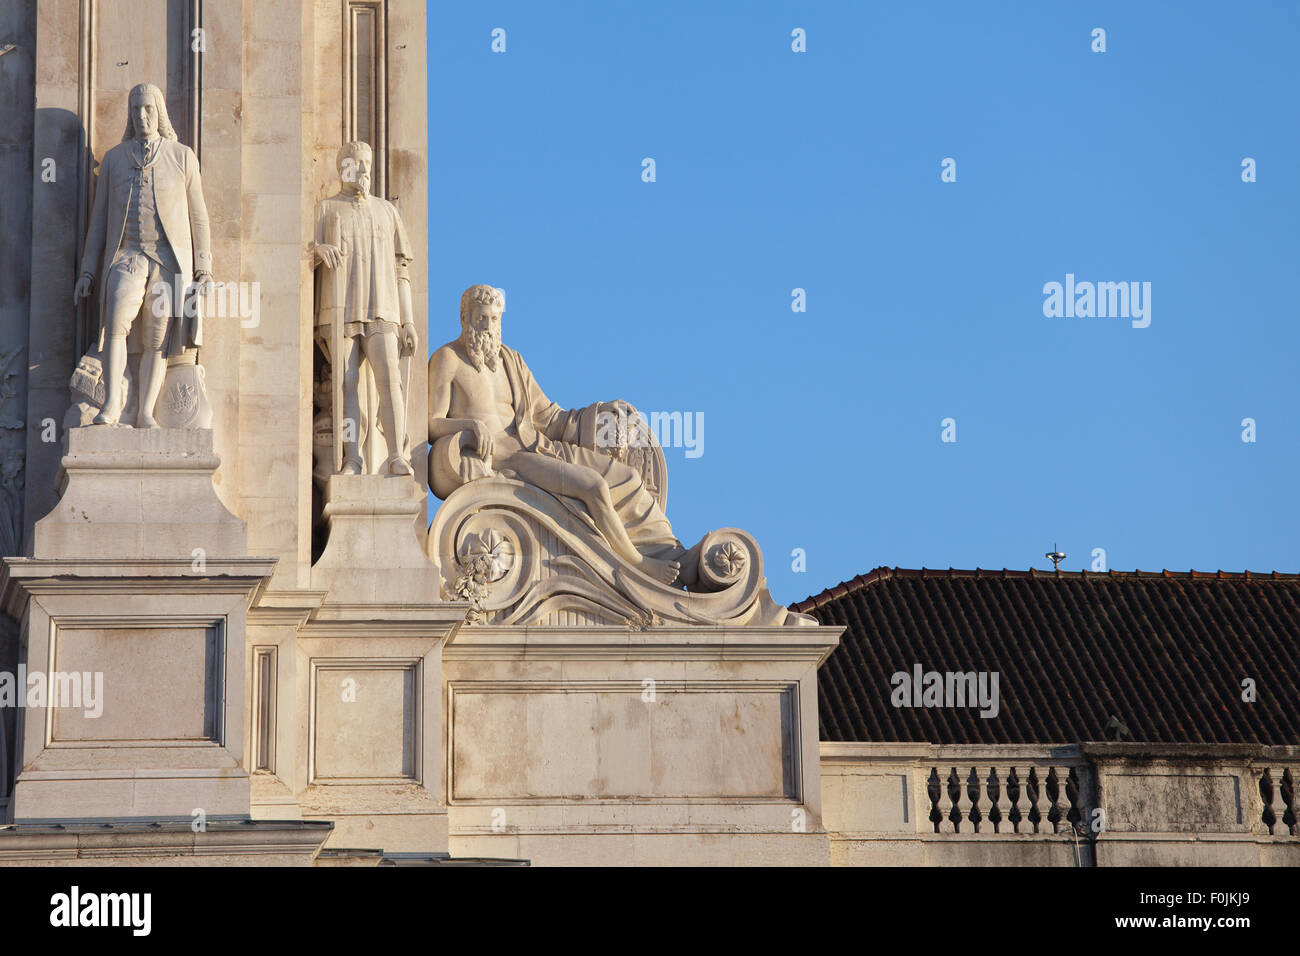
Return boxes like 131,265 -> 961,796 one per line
73,82 -> 212,428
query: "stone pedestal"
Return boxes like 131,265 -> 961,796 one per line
295,474 -> 462,853
0,428 -> 275,825
31,426 -> 246,560
442,623 -> 842,866
313,475 -> 436,605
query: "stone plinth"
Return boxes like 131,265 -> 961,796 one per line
442,623 -> 842,866
31,427 -> 246,561
312,475 -> 437,604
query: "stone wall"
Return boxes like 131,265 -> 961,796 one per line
0,1 -> 34,565
443,625 -> 841,866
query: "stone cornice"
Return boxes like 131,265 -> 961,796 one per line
443,623 -> 843,664
0,556 -> 278,617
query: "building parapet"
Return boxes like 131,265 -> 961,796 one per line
820,742 -> 1299,866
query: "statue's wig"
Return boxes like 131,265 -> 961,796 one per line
121,83 -> 178,141
459,285 -> 506,324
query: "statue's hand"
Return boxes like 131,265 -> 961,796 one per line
314,243 -> 344,270
193,271 -> 214,297
469,420 -> 495,463
73,274 -> 93,304
400,322 -> 418,356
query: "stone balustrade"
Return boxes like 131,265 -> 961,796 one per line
821,742 -> 1300,866
928,759 -> 1091,835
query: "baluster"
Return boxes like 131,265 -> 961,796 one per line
1049,767 -> 1069,834
975,766 -> 990,833
994,766 -> 1012,833
1255,768 -> 1272,834
926,766 -> 944,833
1029,766 -> 1047,832
968,767 -> 985,833
937,767 -> 956,833
1010,766 -> 1028,833
954,767 -> 972,832
1267,767 -> 1288,836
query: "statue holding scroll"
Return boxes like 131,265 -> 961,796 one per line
313,141 -> 417,477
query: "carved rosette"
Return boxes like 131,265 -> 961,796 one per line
703,537 -> 748,589
428,477 -> 812,627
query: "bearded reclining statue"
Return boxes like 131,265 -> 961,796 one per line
427,284 -> 813,627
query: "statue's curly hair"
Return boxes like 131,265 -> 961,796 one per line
459,284 -> 505,323
120,83 -> 179,142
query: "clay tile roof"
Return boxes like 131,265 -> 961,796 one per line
792,567 -> 1300,745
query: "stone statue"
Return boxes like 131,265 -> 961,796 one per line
430,285 -> 693,585
312,141 -> 417,477
73,82 -> 212,428
428,284 -> 813,627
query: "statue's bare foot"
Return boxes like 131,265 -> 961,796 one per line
677,541 -> 704,590
136,414 -> 160,429
639,555 -> 681,585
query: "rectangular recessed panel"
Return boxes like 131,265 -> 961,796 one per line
452,685 -> 796,801
52,625 -> 218,743
350,6 -> 376,148
1105,772 -> 1245,832
314,666 -> 416,781
254,647 -> 277,772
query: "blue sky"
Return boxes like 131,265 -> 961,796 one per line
427,1 -> 1300,607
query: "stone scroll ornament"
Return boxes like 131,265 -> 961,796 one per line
70,82 -> 213,430
427,284 -> 814,627
311,141 -> 419,477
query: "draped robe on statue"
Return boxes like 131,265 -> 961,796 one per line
444,344 -> 684,563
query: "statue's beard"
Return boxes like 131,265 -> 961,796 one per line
462,326 -> 502,372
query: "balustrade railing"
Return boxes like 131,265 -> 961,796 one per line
927,762 -> 1089,835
